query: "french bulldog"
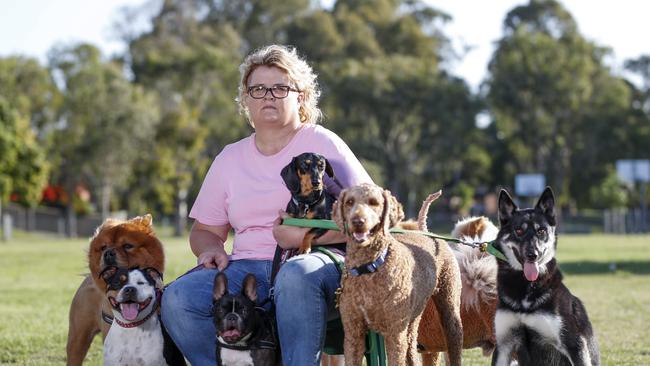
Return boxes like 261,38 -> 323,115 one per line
212,272 -> 279,366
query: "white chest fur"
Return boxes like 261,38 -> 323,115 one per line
220,347 -> 254,366
104,317 -> 166,366
495,309 -> 563,344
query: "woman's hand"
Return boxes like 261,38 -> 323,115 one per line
190,220 -> 231,271
197,248 -> 229,271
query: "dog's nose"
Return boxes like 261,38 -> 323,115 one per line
525,251 -> 538,261
225,313 -> 239,323
103,249 -> 117,265
122,286 -> 136,299
351,217 -> 365,227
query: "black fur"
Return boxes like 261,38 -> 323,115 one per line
491,187 -> 600,366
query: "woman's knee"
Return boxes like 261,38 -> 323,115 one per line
275,257 -> 314,292
162,269 -> 217,318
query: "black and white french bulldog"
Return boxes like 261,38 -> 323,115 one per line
212,273 -> 279,366
102,267 -> 186,366
491,187 -> 600,366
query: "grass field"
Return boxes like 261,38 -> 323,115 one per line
0,230 -> 648,365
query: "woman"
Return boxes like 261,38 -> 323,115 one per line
161,44 -> 372,365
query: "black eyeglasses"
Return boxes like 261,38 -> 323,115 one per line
247,84 -> 299,99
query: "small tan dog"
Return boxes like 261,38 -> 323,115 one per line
66,214 -> 165,366
332,184 -> 463,366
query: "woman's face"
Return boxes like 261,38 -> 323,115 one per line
244,65 -> 303,129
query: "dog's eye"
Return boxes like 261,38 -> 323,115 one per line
123,243 -> 134,250
368,198 -> 379,206
345,199 -> 354,206
514,228 -> 524,236
537,228 -> 546,235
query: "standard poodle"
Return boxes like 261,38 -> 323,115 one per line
332,183 -> 463,366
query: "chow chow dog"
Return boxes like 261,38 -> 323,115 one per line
66,214 -> 165,366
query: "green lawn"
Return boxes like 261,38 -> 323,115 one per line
0,231 -> 648,365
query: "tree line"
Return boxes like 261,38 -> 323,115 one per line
1,0 -> 648,227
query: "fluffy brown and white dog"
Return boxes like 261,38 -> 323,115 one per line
332,184 -> 463,366
417,214 -> 499,365
66,214 -> 165,366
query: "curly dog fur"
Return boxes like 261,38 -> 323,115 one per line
332,184 -> 463,366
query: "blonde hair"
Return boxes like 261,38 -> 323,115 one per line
237,44 -> 322,126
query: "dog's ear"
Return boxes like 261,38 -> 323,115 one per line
384,189 -> 404,230
144,267 -> 164,290
379,189 -> 402,234
332,189 -> 348,233
323,157 -> 335,178
125,214 -> 154,235
99,265 -> 119,283
213,273 -> 228,302
241,273 -> 258,302
92,218 -> 120,240
498,189 -> 517,227
281,157 -> 301,194
535,186 -> 556,226
131,214 -> 153,227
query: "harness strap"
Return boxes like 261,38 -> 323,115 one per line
314,246 -> 345,275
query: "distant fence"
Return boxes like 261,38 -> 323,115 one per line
0,203 -> 648,238
1,203 -> 126,238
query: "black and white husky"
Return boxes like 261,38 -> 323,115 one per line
491,187 -> 599,366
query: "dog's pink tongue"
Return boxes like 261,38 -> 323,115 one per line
120,303 -> 139,321
523,261 -> 539,281
222,329 -> 241,338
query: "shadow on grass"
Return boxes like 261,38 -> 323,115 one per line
559,261 -> 650,275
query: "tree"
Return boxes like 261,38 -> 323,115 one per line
48,44 -> 159,226
124,0 -> 251,234
0,56 -> 61,132
304,0 -> 484,215
0,98 -> 49,206
485,0 -> 636,207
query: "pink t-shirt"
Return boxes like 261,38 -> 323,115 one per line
189,124 -> 373,260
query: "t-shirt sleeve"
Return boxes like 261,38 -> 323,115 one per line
188,151 -> 230,226
316,128 -> 374,196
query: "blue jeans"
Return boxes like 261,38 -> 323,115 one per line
161,252 -> 342,366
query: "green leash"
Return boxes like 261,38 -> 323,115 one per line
282,218 -> 508,262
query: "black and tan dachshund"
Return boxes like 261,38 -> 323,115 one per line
280,152 -> 338,254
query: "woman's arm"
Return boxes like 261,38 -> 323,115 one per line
190,220 -> 232,271
272,211 -> 347,249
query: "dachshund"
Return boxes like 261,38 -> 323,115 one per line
280,152 -> 339,254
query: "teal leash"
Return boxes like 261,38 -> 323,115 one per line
282,218 -> 508,262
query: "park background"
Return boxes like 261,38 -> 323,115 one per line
0,0 -> 649,364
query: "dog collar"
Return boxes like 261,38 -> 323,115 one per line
347,248 -> 389,277
291,191 -> 324,217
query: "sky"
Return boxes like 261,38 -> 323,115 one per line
0,0 -> 648,91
